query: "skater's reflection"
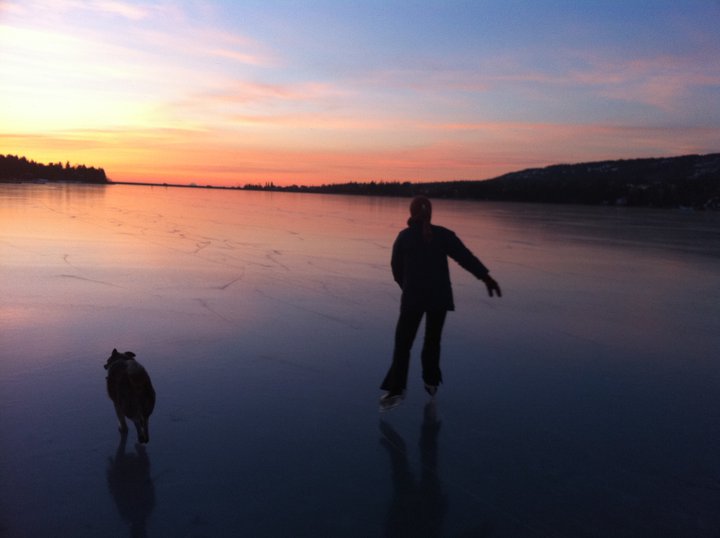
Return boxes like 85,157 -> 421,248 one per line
380,401 -> 447,538
107,431 -> 156,538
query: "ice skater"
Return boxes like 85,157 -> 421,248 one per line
379,196 -> 501,411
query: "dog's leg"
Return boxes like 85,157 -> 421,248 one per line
133,418 -> 149,444
117,428 -> 129,454
114,404 -> 129,433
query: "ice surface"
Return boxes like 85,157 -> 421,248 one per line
1,184 -> 720,536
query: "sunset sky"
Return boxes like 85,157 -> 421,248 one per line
2,1 -> 719,186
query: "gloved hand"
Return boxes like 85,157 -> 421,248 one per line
481,274 -> 502,297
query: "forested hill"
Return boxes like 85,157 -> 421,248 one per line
0,155 -> 108,184
276,153 -> 720,209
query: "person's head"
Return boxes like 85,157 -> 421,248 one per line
409,196 -> 432,223
407,196 -> 433,240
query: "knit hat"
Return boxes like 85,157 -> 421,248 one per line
408,196 -> 432,241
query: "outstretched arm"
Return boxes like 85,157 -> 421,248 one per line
446,232 -> 501,298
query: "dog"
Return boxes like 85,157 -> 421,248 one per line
104,349 -> 156,444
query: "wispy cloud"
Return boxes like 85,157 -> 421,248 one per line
4,0 -> 152,20
563,53 -> 720,111
83,0 -> 151,20
208,48 -> 269,66
198,81 -> 345,105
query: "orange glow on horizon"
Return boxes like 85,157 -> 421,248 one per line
3,119 -> 718,188
2,1 -> 718,188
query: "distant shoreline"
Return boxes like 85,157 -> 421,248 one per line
3,152 -> 720,209
115,153 -> 720,210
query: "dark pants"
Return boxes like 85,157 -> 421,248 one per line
381,308 -> 448,393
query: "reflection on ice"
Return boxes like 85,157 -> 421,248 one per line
1,184 -> 720,536
380,402 -> 447,538
107,432 -> 156,538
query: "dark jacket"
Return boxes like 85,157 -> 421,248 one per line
391,222 -> 489,311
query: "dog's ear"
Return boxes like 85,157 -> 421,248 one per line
112,348 -> 119,356
125,351 -> 136,359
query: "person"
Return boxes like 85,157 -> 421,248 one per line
379,196 -> 501,411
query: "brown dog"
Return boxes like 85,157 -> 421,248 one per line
104,349 -> 156,444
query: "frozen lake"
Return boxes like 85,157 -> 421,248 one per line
1,183 -> 719,537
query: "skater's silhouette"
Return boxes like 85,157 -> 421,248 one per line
380,196 -> 501,410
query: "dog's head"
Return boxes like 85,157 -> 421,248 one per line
104,348 -> 136,370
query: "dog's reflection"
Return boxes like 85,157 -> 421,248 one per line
107,431 -> 156,538
380,401 -> 447,538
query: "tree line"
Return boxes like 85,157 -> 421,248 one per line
0,154 -> 108,184
244,153 -> 720,209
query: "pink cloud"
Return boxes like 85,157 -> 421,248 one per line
215,81 -> 345,103
90,1 -> 149,20
228,114 -> 391,131
564,53 -> 720,110
13,0 -> 151,20
208,48 -> 271,66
